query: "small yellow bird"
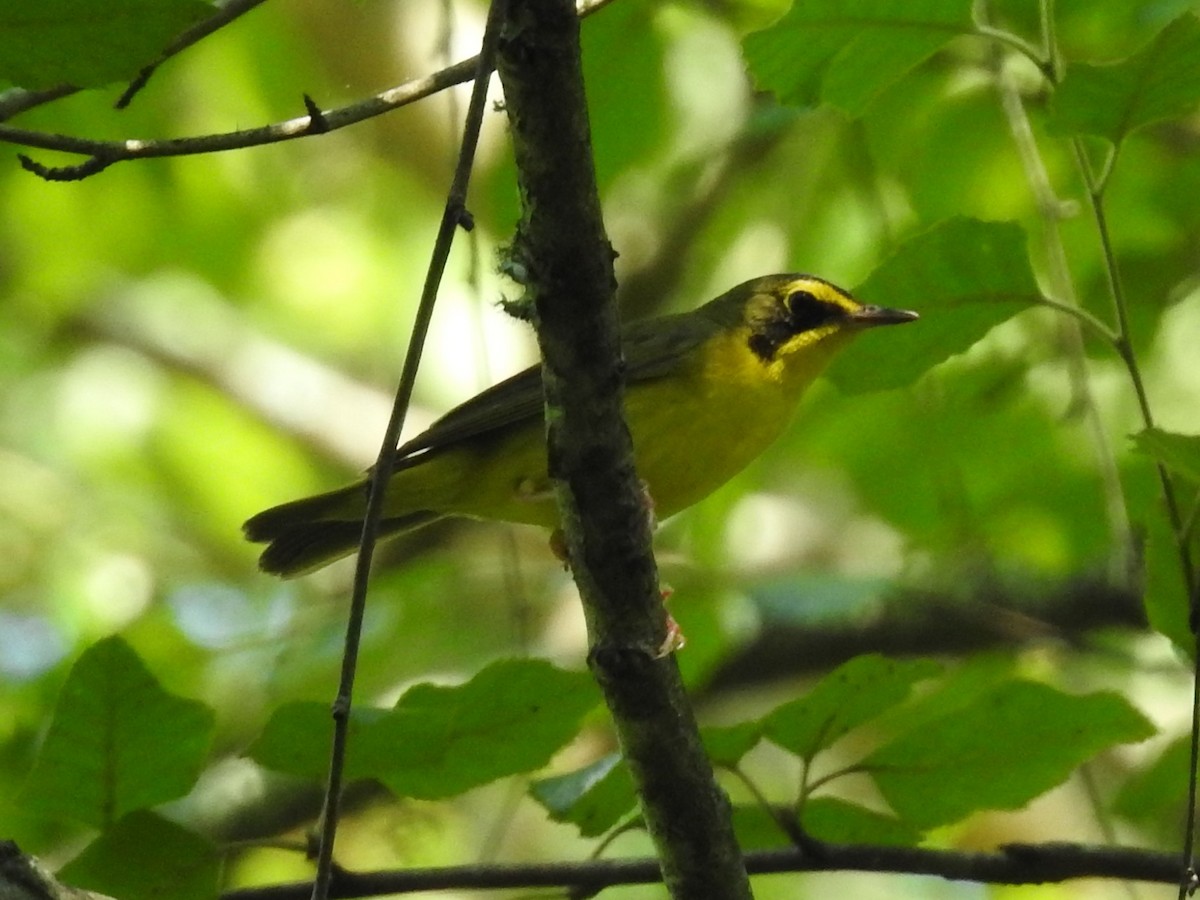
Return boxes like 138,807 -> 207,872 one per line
245,274 -> 917,576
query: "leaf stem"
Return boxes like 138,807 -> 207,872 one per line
730,765 -> 811,848
985,0 -> 1132,583
974,24 -> 1054,78
1070,135 -> 1200,898
1033,295 -> 1120,344
1071,139 -> 1194,593
804,764 -> 870,796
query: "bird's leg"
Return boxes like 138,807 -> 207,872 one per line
549,527 -> 570,567
549,480 -> 684,656
640,480 -> 686,657
655,585 -> 685,657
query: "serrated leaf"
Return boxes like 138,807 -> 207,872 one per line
743,0 -> 973,115
252,659 -> 601,799
1049,14 -> 1200,144
829,217 -> 1043,393
59,811 -> 218,900
23,636 -> 215,828
865,681 -> 1154,828
530,754 -> 637,837
702,722 -> 763,768
0,0 -> 212,90
1132,428 -> 1200,484
802,797 -> 923,846
764,655 -> 942,762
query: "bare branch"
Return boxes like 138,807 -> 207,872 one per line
0,0 -> 616,180
216,841 -> 1179,899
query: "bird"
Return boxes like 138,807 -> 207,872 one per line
244,274 -> 917,577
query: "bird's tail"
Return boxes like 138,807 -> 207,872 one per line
243,483 -> 442,578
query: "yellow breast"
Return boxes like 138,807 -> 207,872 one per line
622,325 -> 847,517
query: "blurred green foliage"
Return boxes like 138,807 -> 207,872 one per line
1,0 -> 1199,897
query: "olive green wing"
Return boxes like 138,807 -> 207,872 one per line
396,311 -> 715,461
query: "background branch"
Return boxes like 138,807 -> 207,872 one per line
215,840 -> 1180,899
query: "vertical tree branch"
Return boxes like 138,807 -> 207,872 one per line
495,3 -> 751,898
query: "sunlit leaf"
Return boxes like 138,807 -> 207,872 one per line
0,0 -> 212,89
23,636 -> 215,828
530,753 -> 638,837
743,0 -> 973,115
59,811 -> 218,900
764,655 -> 941,762
1132,428 -> 1200,484
865,681 -> 1154,828
829,217 -> 1043,393
1049,14 -> 1200,144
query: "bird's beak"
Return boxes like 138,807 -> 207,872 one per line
850,304 -> 919,326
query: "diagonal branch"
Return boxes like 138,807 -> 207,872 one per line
0,0 -> 616,180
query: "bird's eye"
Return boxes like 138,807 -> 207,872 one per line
786,289 -> 839,332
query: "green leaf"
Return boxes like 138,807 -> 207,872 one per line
1132,427 -> 1200,484
1113,735 -> 1190,830
743,0 -> 973,115
802,797 -> 923,846
764,655 -> 942,762
582,0 -> 667,190
702,722 -> 763,768
530,754 -> 638,837
0,0 -> 212,90
252,659 -> 601,799
59,811 -> 219,900
23,636 -> 215,829
828,217 -> 1043,393
1049,15 -> 1200,144
1142,505 -> 1193,656
249,702 -> 387,782
865,681 -> 1154,828
729,805 -> 792,850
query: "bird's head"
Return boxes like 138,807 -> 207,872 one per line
696,274 -> 917,387
732,274 -> 917,364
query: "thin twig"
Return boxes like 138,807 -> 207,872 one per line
0,0 -> 617,180
982,5 -> 1132,588
1070,136 -> 1200,898
306,2 -> 508,899
1032,295 -> 1120,345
